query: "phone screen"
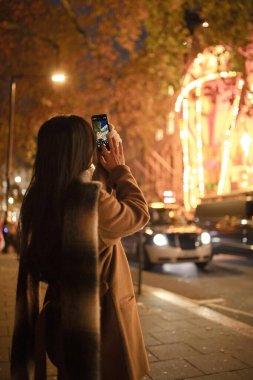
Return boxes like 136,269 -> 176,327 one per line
91,114 -> 110,152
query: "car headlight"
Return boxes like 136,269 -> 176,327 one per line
153,233 -> 168,246
200,232 -> 211,245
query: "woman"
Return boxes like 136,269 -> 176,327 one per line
11,115 -> 150,380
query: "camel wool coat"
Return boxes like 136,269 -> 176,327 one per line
96,165 -> 150,380
11,164 -> 150,380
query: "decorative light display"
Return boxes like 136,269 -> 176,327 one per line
175,66 -> 241,210
181,98 -> 191,211
195,83 -> 205,198
175,71 -> 238,113
240,132 -> 251,158
217,78 -> 244,194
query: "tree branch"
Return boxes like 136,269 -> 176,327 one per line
0,21 -> 61,65
60,0 -> 91,48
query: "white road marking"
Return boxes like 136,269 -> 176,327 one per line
194,298 -> 225,305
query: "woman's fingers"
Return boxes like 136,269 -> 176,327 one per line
99,135 -> 125,171
101,143 -> 110,158
107,134 -> 117,154
119,141 -> 124,158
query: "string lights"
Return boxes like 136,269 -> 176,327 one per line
175,71 -> 238,113
176,64 -> 242,209
195,83 -> 205,198
181,98 -> 191,211
217,78 -> 244,194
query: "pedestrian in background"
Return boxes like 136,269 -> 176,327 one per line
11,115 -> 150,380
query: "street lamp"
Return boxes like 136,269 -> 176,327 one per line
5,72 -> 66,221
51,73 -> 66,83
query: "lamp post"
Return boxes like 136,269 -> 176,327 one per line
5,72 -> 66,221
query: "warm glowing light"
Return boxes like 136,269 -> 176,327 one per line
175,71 -> 238,112
153,234 -> 168,246
181,98 -> 191,211
14,176 -> 21,183
217,77 -> 244,195
51,73 -> 66,83
8,197 -> 14,204
241,132 -> 251,158
202,21 -> 209,28
175,46 -> 243,207
164,197 -> 176,204
163,190 -> 173,197
150,202 -> 164,209
168,85 -> 174,96
241,181 -> 248,188
195,85 -> 205,198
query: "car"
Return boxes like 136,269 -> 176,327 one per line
195,196 -> 253,256
122,203 -> 212,270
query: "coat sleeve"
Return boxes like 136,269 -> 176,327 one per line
98,165 -> 150,246
11,254 -> 39,380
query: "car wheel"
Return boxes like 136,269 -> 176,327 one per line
194,260 -> 211,270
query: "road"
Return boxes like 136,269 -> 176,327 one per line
130,254 -> 253,327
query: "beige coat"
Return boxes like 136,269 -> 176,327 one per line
96,165 -> 150,380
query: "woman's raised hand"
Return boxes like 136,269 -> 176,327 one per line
99,134 -> 125,172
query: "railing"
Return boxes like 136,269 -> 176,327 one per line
129,147 -> 182,203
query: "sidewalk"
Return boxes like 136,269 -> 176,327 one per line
1,253 -> 253,380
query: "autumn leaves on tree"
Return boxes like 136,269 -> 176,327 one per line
0,0 -> 252,174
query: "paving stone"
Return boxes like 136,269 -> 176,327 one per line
149,342 -> 202,361
151,329 -> 199,345
232,368 -> 253,379
142,323 -> 164,334
188,325 -> 235,340
187,368 -> 253,379
144,333 -> 163,346
147,349 -> 160,363
229,349 -> 253,367
160,311 -> 191,322
187,317 -> 232,332
185,352 -> 247,375
149,358 -> 203,379
186,334 -> 253,355
153,319 -> 200,333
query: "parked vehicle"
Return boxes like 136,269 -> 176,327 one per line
195,197 -> 253,256
122,203 -> 212,269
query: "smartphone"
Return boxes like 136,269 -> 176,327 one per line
91,114 -> 110,152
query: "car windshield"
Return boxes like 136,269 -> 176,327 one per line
149,208 -> 188,226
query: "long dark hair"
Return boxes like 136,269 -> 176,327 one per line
19,115 -> 96,281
